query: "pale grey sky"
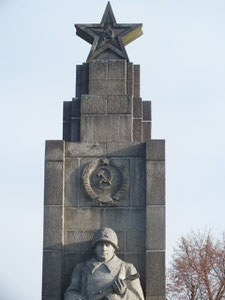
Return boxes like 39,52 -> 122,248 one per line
0,0 -> 225,299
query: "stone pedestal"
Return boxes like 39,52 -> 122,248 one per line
42,58 -> 165,300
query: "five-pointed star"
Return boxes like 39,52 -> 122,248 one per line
75,2 -> 143,62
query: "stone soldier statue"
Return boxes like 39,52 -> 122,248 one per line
64,228 -> 145,300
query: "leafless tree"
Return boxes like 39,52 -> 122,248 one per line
167,231 -> 225,300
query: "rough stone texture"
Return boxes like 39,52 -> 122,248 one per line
130,158 -> 146,207
134,65 -> 140,98
65,142 -> 106,157
133,118 -> 143,142
44,161 -> 63,205
106,142 -> 145,157
104,208 -> 145,231
126,231 -> 145,252
146,206 -> 165,250
146,140 -> 165,161
43,206 -> 63,250
64,252 -> 93,274
70,119 -> 80,142
71,98 -> 80,117
81,95 -> 107,114
146,251 -> 165,297
127,63 -> 134,96
143,101 -> 151,121
89,79 -> 126,95
89,60 -> 107,79
64,208 -> 104,231
146,297 -> 166,300
42,251 -> 62,297
80,115 -> 93,143
108,60 -> 127,79
146,161 -> 165,205
142,121 -> 151,141
45,141 -> 64,161
133,97 -> 143,118
64,158 -> 79,207
107,95 -> 132,114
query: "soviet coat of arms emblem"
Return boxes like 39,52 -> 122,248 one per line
82,158 -> 128,206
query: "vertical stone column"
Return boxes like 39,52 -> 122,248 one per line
146,140 -> 166,300
42,141 -> 65,300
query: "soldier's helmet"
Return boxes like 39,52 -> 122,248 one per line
92,228 -> 119,249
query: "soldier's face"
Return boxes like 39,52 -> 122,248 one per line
94,242 -> 115,262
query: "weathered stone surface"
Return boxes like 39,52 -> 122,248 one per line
81,63 -> 89,95
104,208 -> 145,230
70,118 -> 80,142
146,206 -> 165,250
130,158 -> 146,207
92,115 -> 118,142
63,121 -> 71,142
118,253 -> 145,277
71,98 -> 80,117
127,62 -> 134,81
89,79 -> 126,95
143,101 -> 151,121
64,158 -> 79,207
64,252 -> 93,274
107,95 -> 132,114
44,161 -> 63,205
65,142 -> 106,157
146,161 -> 165,205
106,142 -> 145,157
81,95 -> 107,114
64,230 -> 125,252
146,251 -> 165,297
134,65 -> 140,83
80,115 -> 93,143
146,297 -> 166,300
42,251 -> 62,296
108,60 -> 127,79
64,208 -> 104,231
63,102 -> 72,121
146,140 -> 165,161
118,115 -> 132,142
126,231 -> 145,252
75,65 -> 82,97
133,118 -> 143,142
43,206 -> 62,250
45,141 -> 64,161
133,97 -> 143,118
142,121 -> 151,141
89,60 -> 107,79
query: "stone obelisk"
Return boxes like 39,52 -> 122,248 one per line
42,2 -> 165,300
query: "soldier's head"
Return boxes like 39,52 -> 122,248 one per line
92,228 -> 118,262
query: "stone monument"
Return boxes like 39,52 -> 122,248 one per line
42,2 -> 165,300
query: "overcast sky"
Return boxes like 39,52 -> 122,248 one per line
1,0 -> 225,299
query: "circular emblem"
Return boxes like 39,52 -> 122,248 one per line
82,158 -> 128,206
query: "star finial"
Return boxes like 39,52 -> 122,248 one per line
75,2 -> 143,62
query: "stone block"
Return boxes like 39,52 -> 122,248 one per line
64,252 -> 93,274
71,98 -> 80,117
92,115 -> 118,142
146,161 -> 165,205
89,60 -> 107,79
134,83 -> 140,98
146,140 -> 165,161
118,253 -> 145,276
127,62 -> 134,81
81,95 -> 107,114
133,118 -> 143,142
118,115 -> 132,142
126,231 -> 145,252
106,142 -> 145,157
64,208 -> 104,231
133,97 -> 143,118
42,250 -> 62,296
65,142 -> 106,157
146,251 -> 165,297
63,121 -> 71,142
80,115 -> 93,143
143,101 -> 151,121
146,297 -> 166,300
108,60 -> 127,79
146,206 -> 165,250
63,101 -> 72,121
89,79 -> 126,95
75,65 -> 82,97
104,208 -> 145,231
44,161 -> 63,205
130,158 -> 146,207
134,65 -> 140,84
107,95 -> 132,114
127,79 -> 134,96
45,141 -> 64,162
43,206 -> 62,250
142,121 -> 151,141
81,63 -> 89,95
64,158 -> 79,207
70,118 -> 80,142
